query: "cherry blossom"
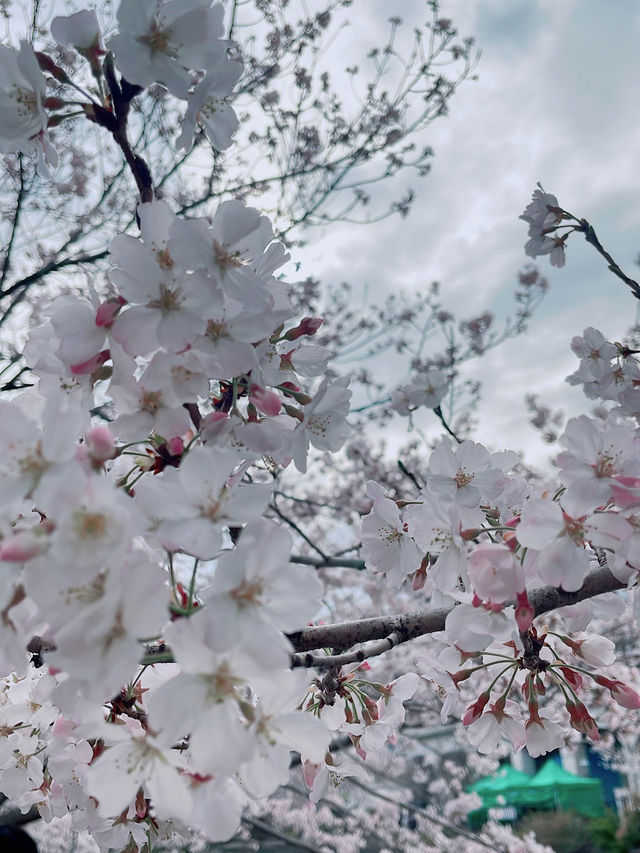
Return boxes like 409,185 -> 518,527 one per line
109,0 -> 228,98
0,41 -> 57,170
177,54 -> 242,151
361,480 -> 423,585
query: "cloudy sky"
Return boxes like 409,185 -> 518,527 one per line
298,0 -> 640,469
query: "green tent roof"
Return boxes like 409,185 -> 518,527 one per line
469,759 -> 605,817
519,758 -> 605,815
528,759 -> 601,789
471,765 -> 531,803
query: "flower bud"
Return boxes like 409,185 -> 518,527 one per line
283,317 -> 323,341
0,530 -> 48,562
85,425 -> 116,462
463,691 -> 490,726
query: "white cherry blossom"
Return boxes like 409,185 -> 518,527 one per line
109,0 -> 228,98
0,41 -> 57,170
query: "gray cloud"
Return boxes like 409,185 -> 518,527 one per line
295,0 -> 640,467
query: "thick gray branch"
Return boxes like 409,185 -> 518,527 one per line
287,566 -> 625,655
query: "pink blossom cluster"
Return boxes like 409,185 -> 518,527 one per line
0,0 -> 241,174
361,343 -> 640,755
0,175 -> 359,843
0,7 -> 639,848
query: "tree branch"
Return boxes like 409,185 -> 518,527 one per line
287,566 -> 625,654
290,555 -> 366,570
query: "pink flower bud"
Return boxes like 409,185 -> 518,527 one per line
167,436 -> 184,456
85,425 -> 116,462
595,676 -> 640,709
283,317 -> 323,341
280,382 -> 312,404
567,700 -> 599,741
463,691 -> 490,726
559,666 -> 583,691
0,531 -> 48,562
250,384 -> 282,416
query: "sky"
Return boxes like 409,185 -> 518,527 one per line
297,0 -> 640,469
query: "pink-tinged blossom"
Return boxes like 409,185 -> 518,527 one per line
191,279 -> 281,378
427,439 -> 512,516
240,674 -> 329,798
84,425 -> 116,463
169,200 -> 276,307
0,395 -> 84,518
466,699 -> 526,754
570,328 -> 618,379
558,633 -> 616,667
109,0 -> 228,99
184,773 -> 247,842
0,41 -> 57,170
391,367 -> 448,415
556,415 -> 640,516
524,715 -> 565,758
109,201 -> 212,355
48,295 -> 108,373
520,185 -> 563,232
35,551 -> 167,701
289,377 -> 351,473
50,10 -> 103,74
303,751 -> 371,805
418,650 -> 464,723
43,475 -> 138,581
361,481 -> 423,586
444,604 -> 512,654
467,542 -> 525,604
85,726 -> 192,821
279,342 -> 330,378
146,613 -> 257,776
405,493 -> 469,595
520,184 -> 566,267
110,349 -> 191,442
517,497 -> 631,591
250,385 -> 282,417
135,446 -> 272,559
177,55 -> 242,151
204,520 -> 322,665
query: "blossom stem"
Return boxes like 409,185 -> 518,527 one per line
578,220 -> 640,301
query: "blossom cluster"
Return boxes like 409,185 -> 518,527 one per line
0,3 -> 639,847
0,162 -> 365,842
361,324 -> 640,757
0,0 -> 241,173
